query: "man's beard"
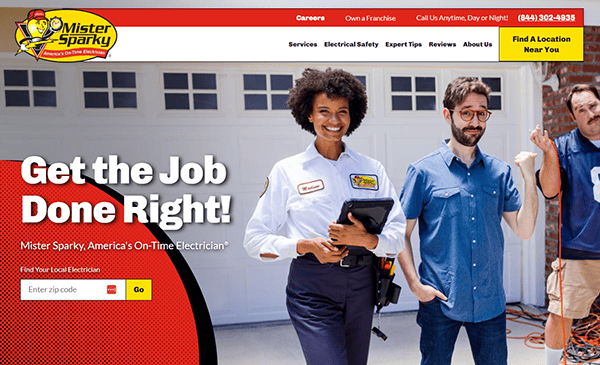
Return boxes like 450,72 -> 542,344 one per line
451,118 -> 485,147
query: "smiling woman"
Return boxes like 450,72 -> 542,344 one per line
308,93 -> 350,159
288,68 -> 367,137
243,68 -> 406,365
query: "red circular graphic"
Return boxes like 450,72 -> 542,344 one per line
1,161 -> 216,364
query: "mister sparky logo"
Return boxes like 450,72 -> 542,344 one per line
15,9 -> 117,62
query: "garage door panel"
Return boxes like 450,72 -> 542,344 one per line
237,129 -> 304,186
385,134 -> 445,185
245,263 -> 291,321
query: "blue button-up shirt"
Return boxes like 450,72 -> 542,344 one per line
400,142 -> 521,323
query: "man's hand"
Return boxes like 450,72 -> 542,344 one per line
328,213 -> 378,250
529,124 -> 560,198
398,219 -> 448,304
514,151 -> 538,182
412,282 -> 448,303
504,151 -> 540,240
530,124 -> 554,154
297,237 -> 348,264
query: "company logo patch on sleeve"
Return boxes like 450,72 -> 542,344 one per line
260,177 -> 269,198
297,179 -> 324,195
350,174 -> 379,190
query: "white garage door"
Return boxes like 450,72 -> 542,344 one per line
1,60 -> 536,325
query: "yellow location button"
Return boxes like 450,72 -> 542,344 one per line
126,279 -> 152,300
499,27 -> 583,61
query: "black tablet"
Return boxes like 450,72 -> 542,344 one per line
336,198 -> 395,235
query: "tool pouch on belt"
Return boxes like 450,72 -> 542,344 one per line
374,257 -> 401,313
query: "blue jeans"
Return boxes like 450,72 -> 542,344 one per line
417,299 -> 507,365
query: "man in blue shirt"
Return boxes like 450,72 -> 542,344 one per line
399,77 -> 539,365
530,84 -> 600,365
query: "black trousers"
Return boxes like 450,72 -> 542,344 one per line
286,256 -> 374,365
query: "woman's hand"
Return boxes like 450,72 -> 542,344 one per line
328,213 -> 379,250
297,237 -> 348,264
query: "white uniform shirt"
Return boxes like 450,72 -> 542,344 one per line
244,142 -> 406,261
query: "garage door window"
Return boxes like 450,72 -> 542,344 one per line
481,77 -> 502,110
163,72 -> 218,110
83,71 -> 137,109
3,69 -> 57,107
390,76 -> 436,111
243,73 -> 293,110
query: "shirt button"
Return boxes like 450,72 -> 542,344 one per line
470,194 -> 474,198
471,217 -> 475,221
473,263 -> 477,267
472,240 -> 476,243
467,173 -> 471,176
473,286 -> 477,290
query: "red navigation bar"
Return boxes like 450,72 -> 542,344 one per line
85,8 -> 583,27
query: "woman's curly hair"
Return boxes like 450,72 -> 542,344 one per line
287,68 -> 368,136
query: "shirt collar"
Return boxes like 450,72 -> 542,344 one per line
299,141 -> 359,163
573,128 -> 600,152
440,139 -> 485,167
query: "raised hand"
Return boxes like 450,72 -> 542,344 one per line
514,151 -> 538,181
530,124 -> 554,154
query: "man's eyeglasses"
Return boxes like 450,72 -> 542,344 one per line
449,109 -> 492,122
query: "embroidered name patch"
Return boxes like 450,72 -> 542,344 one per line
350,174 -> 379,190
297,179 -> 325,195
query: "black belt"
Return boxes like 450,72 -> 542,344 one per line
299,252 -> 374,268
339,253 -> 374,268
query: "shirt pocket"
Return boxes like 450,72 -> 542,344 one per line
288,194 -> 336,225
431,187 -> 461,218
289,193 -> 333,209
482,185 -> 501,216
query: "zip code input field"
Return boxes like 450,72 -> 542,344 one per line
20,279 -> 152,301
